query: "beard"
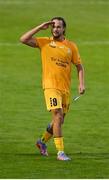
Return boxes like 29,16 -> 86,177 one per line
52,31 -> 62,39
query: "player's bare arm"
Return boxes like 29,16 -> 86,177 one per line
20,21 -> 54,48
76,64 -> 85,94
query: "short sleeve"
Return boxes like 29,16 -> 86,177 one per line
35,37 -> 49,48
71,43 -> 82,65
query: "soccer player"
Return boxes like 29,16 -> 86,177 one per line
20,17 -> 85,161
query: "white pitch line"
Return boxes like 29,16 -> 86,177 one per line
0,0 -> 36,5
78,41 -> 109,45
0,0 -> 109,5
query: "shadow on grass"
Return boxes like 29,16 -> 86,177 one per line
1,152 -> 109,159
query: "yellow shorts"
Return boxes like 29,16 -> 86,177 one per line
44,89 -> 70,114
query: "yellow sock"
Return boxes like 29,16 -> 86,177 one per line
54,137 -> 64,152
41,131 -> 52,143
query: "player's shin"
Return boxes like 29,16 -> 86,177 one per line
54,137 -> 64,152
41,124 -> 53,143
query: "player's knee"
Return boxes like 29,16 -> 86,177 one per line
52,109 -> 63,125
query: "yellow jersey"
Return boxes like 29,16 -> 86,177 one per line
35,37 -> 81,93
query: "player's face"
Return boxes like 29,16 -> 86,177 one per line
51,19 -> 65,39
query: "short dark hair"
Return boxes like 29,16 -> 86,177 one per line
51,17 -> 66,28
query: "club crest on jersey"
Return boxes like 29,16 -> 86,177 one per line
49,41 -> 57,48
68,48 -> 71,55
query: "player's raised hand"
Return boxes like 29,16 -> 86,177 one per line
39,21 -> 55,30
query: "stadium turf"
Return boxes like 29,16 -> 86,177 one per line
0,0 -> 109,178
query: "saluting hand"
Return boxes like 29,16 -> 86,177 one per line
39,21 -> 55,30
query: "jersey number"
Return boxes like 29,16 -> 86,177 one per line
50,98 -> 57,107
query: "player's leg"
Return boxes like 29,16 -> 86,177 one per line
39,111 -> 65,146
51,108 -> 70,160
54,92 -> 71,160
36,89 -> 61,156
36,89 -> 70,160
40,89 -> 62,141
51,108 -> 63,137
51,108 -> 64,152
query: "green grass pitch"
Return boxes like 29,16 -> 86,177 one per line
0,0 -> 109,178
